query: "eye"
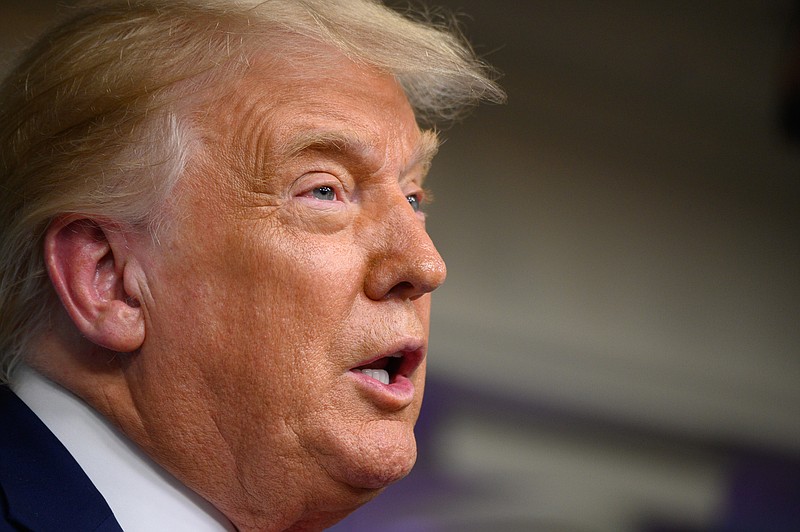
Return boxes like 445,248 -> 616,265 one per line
311,186 -> 337,201
406,193 -> 421,212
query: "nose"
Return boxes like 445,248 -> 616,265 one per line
363,195 -> 447,301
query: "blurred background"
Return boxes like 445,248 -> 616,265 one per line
3,1 -> 799,531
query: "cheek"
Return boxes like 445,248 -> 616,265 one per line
142,217 -> 369,417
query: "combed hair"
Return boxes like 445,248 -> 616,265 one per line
0,0 -> 504,383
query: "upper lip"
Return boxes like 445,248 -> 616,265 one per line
349,338 -> 426,378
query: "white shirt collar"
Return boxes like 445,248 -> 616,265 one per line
12,366 -> 236,532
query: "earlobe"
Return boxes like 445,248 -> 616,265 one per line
44,216 -> 145,353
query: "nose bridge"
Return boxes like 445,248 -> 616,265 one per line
364,192 -> 447,301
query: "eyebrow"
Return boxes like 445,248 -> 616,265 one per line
279,128 -> 440,182
408,129 -> 440,180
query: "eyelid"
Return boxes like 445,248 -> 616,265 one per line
294,172 -> 349,202
407,186 -> 433,206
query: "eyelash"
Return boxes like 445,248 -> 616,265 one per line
299,177 -> 347,203
301,182 -> 431,214
408,187 -> 432,212
309,185 -> 338,201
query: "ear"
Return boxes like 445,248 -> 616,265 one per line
44,216 -> 145,353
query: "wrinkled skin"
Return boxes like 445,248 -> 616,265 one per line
44,48 -> 447,531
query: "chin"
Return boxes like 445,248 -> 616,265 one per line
318,418 -> 419,491
345,443 -> 417,490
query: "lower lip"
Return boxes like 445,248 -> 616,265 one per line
348,370 -> 416,410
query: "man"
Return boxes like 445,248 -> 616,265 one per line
0,0 -> 502,530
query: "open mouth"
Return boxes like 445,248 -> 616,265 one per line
354,355 -> 402,385
351,349 -> 423,386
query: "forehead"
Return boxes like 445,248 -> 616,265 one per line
200,43 -> 428,176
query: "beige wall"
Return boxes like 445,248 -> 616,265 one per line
425,0 -> 800,452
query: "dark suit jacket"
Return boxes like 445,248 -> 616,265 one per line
0,385 -> 123,531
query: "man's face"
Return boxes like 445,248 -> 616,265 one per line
124,48 -> 446,518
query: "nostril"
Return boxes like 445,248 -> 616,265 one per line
386,281 -> 415,300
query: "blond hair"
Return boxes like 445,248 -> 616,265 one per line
0,0 -> 504,383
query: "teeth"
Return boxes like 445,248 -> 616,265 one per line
359,369 -> 390,385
